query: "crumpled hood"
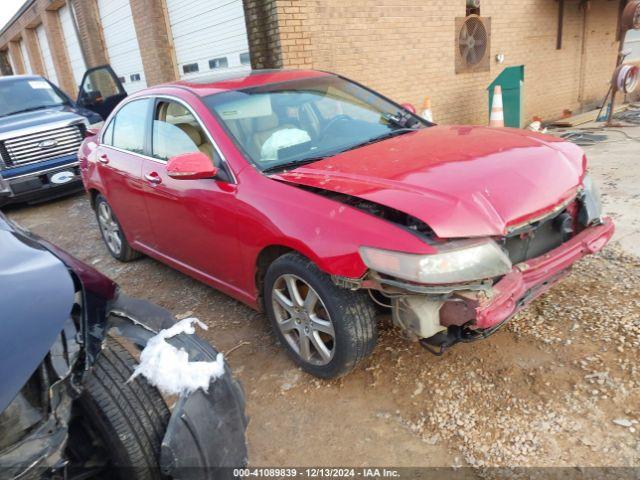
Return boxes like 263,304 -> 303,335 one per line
275,126 -> 586,238
0,217 -> 75,412
0,108 -> 87,136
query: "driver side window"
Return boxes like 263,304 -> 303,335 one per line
151,100 -> 218,164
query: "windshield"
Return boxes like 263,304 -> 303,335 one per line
203,75 -> 427,172
0,78 -> 68,117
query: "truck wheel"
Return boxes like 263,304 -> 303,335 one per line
264,253 -> 377,378
94,194 -> 141,262
80,336 -> 170,480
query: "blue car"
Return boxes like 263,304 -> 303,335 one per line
0,213 -> 248,478
0,70 -> 121,205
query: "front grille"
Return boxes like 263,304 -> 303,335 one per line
501,210 -> 575,265
0,124 -> 84,169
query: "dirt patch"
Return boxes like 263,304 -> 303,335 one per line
5,193 -> 640,469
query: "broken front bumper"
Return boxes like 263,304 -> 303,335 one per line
474,217 -> 614,330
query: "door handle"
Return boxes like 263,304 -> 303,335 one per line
98,154 -> 109,164
144,172 -> 162,185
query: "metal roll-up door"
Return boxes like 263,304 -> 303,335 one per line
19,39 -> 33,75
36,24 -> 58,84
166,0 -> 251,79
59,5 -> 86,88
97,0 -> 146,94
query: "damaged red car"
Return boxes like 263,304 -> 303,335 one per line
78,68 -> 614,378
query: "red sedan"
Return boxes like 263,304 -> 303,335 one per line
78,67 -> 614,378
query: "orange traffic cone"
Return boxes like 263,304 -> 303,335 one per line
489,85 -> 504,128
420,96 -> 433,123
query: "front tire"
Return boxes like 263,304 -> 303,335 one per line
79,336 -> 170,480
264,253 -> 377,378
94,194 -> 141,262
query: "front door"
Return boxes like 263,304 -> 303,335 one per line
77,65 -> 127,119
140,98 -> 243,289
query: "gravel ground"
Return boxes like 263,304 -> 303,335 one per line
4,126 -> 640,471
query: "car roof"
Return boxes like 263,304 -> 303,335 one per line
161,68 -> 334,97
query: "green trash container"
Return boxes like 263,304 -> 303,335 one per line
488,66 -> 525,128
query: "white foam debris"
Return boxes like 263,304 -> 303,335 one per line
129,317 -> 225,396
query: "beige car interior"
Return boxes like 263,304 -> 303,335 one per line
156,101 -> 215,160
251,114 -> 295,160
224,109 -> 323,162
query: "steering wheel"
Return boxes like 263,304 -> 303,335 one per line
319,114 -> 352,140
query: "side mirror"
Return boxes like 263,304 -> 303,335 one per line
166,152 -> 218,180
401,103 -> 416,114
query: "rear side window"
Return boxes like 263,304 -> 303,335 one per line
109,99 -> 151,154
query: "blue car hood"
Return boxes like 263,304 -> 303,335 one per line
0,219 -> 75,412
0,107 -> 87,136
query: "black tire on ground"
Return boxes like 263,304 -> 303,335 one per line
80,336 -> 171,480
264,252 -> 377,378
94,194 -> 141,262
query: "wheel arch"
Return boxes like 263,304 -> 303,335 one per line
254,245 -> 296,312
252,235 -> 370,311
87,188 -> 102,210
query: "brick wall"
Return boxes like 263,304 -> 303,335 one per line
8,41 -> 26,75
23,27 -> 45,76
270,0 -> 621,125
0,0 -> 624,125
242,0 -> 285,69
70,0 -> 108,68
41,8 -> 76,96
130,0 -> 178,85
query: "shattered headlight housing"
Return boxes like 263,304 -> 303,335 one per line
579,173 -> 603,226
359,239 -> 512,285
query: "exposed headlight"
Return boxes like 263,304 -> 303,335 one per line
579,173 -> 603,226
359,239 -> 512,285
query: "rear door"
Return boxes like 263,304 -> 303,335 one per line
77,65 -> 127,119
95,98 -> 154,247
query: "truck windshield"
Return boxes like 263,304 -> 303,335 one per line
0,78 -> 68,118
203,76 -> 427,172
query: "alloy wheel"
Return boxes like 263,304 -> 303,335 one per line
97,202 -> 122,256
271,274 -> 336,365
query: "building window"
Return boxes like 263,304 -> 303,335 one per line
208,57 -> 228,70
118,76 -> 126,84
183,63 -> 199,74
130,73 -> 141,82
240,52 -> 250,65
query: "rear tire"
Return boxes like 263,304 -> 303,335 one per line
80,336 -> 170,480
94,194 -> 141,262
264,253 -> 377,378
